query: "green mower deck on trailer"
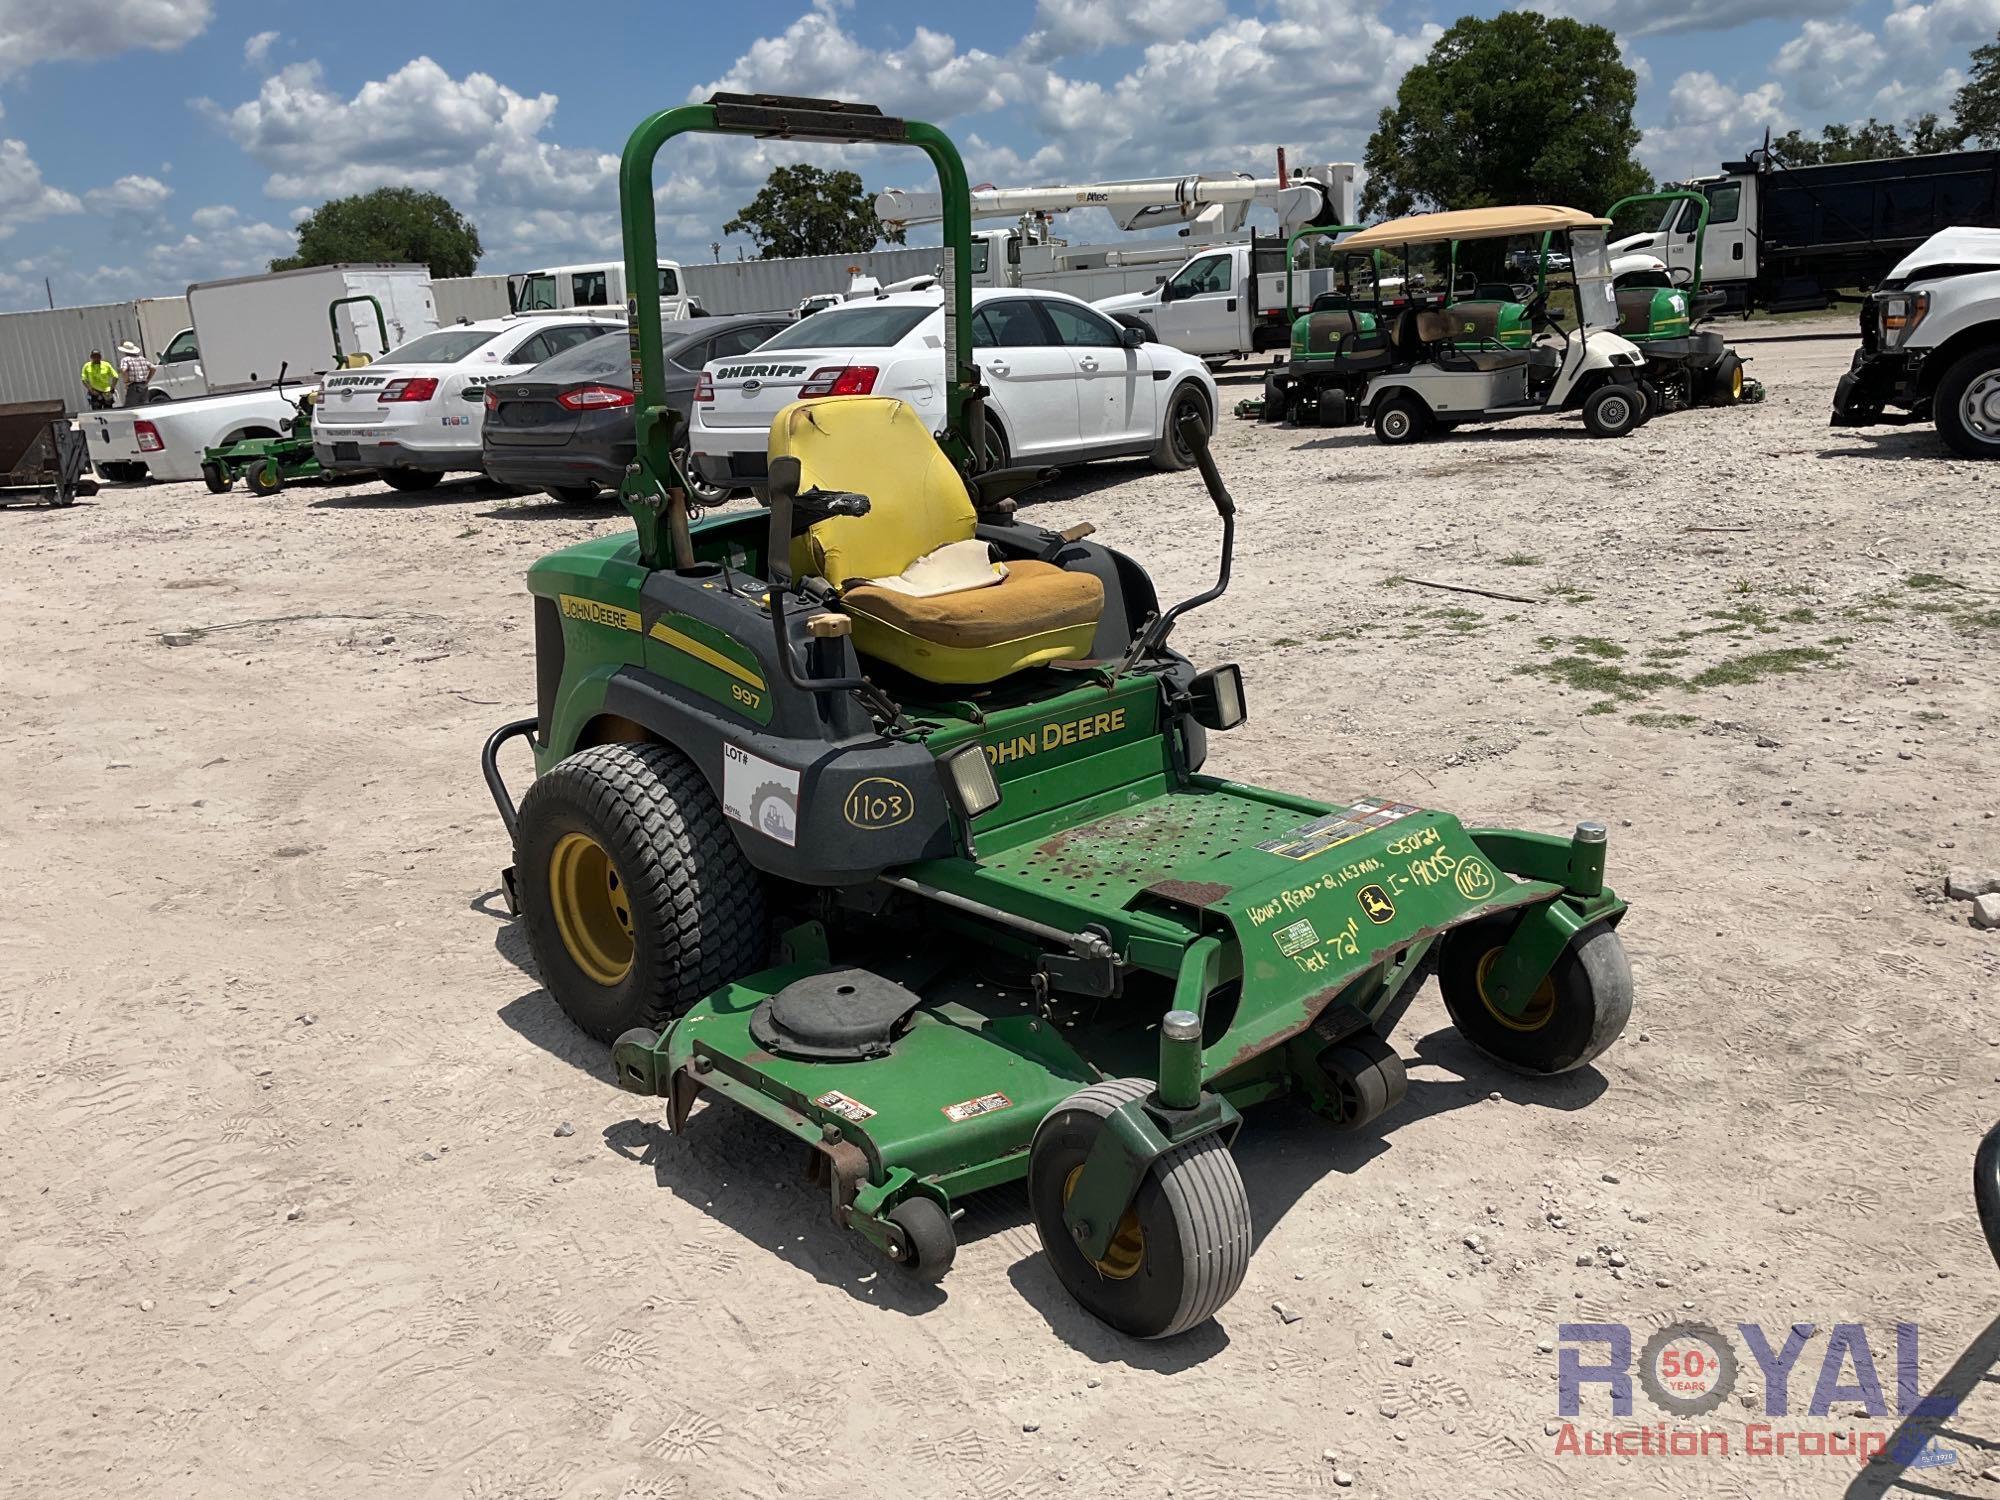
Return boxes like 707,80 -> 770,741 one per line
483,93 -> 1637,1339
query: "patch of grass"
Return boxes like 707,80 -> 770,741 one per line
1909,600 -> 1959,615
1644,646 -> 1691,663
1517,656 -> 1682,702
1904,572 -> 1965,592
1271,636 -> 1302,648
1378,574 -> 1406,588
1584,699 -> 1619,716
1497,552 -> 1542,566
1913,710 -> 1949,723
1821,634 -> 1854,646
1685,647 -> 1836,688
1631,711 -> 1698,729
1704,603 -> 1771,628
1545,584 -> 1596,604
1779,607 -> 1817,624
1571,636 -> 1626,660
1955,608 -> 2000,634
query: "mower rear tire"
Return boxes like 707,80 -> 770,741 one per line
1319,1033 -> 1408,1131
888,1197 -> 956,1283
1437,915 -> 1632,1075
379,467 -> 442,493
246,460 -> 283,497
514,742 -> 767,1043
1029,1077 -> 1251,1340
201,462 -> 232,495
1582,384 -> 1641,438
1372,396 -> 1425,445
1704,353 -> 1746,407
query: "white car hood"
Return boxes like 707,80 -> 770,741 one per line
1889,226 -> 2000,281
1092,288 -> 1159,315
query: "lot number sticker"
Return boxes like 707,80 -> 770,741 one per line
722,743 -> 800,847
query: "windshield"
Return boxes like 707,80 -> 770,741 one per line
381,328 -> 499,365
1570,230 -> 1619,331
754,303 -> 933,351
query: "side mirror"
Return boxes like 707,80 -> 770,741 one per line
461,386 -> 487,402
1121,324 -> 1146,348
1189,664 -> 1246,731
1158,283 -> 1179,304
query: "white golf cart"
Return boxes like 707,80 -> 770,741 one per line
1336,206 -> 1651,445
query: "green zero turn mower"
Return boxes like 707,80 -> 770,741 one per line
483,94 -> 1637,1339
200,295 -> 392,496
1605,191 -> 1751,414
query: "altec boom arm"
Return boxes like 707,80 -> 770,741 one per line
875,165 -> 1355,237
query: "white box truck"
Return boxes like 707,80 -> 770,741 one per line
86,264 -> 439,483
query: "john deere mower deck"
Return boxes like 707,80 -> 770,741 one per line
483,93 -> 1636,1339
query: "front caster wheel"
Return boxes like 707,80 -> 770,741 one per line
1028,1078 -> 1251,1339
887,1197 -> 956,1283
1437,915 -> 1632,1074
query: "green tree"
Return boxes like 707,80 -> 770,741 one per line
1767,112 -> 1966,167
724,163 -> 907,259
1955,36 -> 2000,146
271,188 -> 483,278
1360,13 -> 1650,219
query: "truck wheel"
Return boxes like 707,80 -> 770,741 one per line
546,484 -> 597,506
379,468 -> 442,493
1437,915 -> 1632,1075
1582,383 -> 1641,438
1704,353 -> 1746,407
515,742 -> 767,1043
245,460 -> 284,497
1029,1078 -> 1251,1339
1151,384 -> 1209,471
1371,396 -> 1426,445
1932,344 -> 2000,459
201,462 -> 232,495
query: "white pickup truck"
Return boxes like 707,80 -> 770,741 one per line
1830,226 -> 2000,458
84,382 -> 314,483
1093,241 -> 1298,368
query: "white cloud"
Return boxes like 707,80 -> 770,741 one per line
0,0 -> 211,76
243,29 -> 277,66
190,202 -> 236,229
1640,70 -> 1790,179
1523,0 -> 1831,37
692,14 -> 1014,120
1022,0 -> 1229,59
84,173 -> 172,217
0,138 -> 82,226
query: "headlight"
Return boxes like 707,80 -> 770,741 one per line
1880,292 -> 1930,345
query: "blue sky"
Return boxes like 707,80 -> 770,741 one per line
0,0 -> 1992,312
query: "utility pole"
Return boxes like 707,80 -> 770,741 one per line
44,277 -> 54,310
710,241 -> 719,263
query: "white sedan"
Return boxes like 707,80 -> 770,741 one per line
314,314 -> 621,491
688,287 -> 1219,494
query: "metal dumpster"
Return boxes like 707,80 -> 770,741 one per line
0,400 -> 96,507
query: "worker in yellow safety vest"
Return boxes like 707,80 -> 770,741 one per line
80,349 -> 118,410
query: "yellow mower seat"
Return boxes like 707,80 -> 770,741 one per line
769,396 -> 1103,685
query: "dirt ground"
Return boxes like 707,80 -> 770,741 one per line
4,320 -> 1997,1500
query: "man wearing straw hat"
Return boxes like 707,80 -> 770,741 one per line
116,340 -> 157,406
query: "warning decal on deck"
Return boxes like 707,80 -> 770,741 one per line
815,1090 -> 876,1123
1255,798 -> 1422,862
942,1092 -> 1013,1123
1274,918 -> 1320,957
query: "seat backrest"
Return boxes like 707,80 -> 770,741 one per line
768,396 -> 976,586
1414,309 -> 1458,345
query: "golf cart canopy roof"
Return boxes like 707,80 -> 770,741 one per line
1338,206 -> 1611,252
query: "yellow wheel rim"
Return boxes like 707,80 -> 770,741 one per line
1063,1164 -> 1146,1280
1729,365 -> 1744,400
548,831 -> 634,986
1474,948 -> 1557,1033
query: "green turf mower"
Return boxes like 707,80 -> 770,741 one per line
482,94 -> 1638,1339
200,295 -> 390,496
1605,192 -> 1750,414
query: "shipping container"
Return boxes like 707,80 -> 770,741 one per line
433,274 -> 512,325
0,297 -> 191,414
680,246 -> 946,315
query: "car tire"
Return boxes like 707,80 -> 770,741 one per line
1151,383 -> 1209,471
547,484 -> 597,505
1931,343 -> 2000,459
979,412 -> 1010,471
379,468 -> 442,493
672,446 -> 732,505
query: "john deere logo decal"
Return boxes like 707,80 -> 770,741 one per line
1358,885 -> 1396,924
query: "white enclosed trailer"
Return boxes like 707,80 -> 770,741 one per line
0,297 -> 191,413
186,263 -> 437,389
